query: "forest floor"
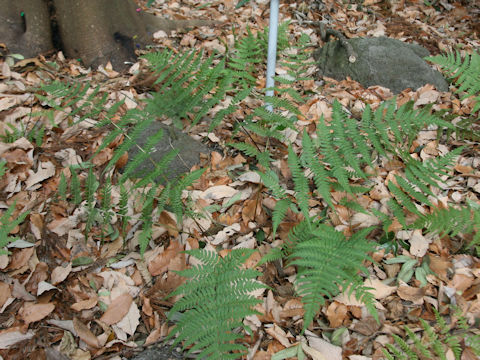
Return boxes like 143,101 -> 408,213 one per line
0,0 -> 479,359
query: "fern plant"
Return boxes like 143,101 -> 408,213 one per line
287,221 -> 378,331
382,308 -> 480,360
35,61 -> 215,254
426,50 -> 480,141
0,201 -> 30,255
413,202 -> 480,251
35,80 -> 118,126
143,49 -> 232,128
166,249 -> 267,359
426,50 -> 480,113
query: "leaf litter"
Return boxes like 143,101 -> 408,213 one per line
0,0 -> 479,359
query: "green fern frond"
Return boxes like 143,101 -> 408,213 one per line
331,101 -> 369,178
316,114 -> 352,193
382,310 -> 478,360
169,168 -> 205,224
287,221 -> 376,332
36,81 -> 113,125
272,198 -> 292,240
229,139 -> 273,169
210,87 -> 252,130
288,145 -> 311,223
301,130 -> 334,209
70,168 -> 82,205
118,183 -> 130,239
166,249 -> 266,359
228,27 -> 264,86
143,50 -> 229,128
118,127 -> 166,183
0,202 -> 30,255
58,172 -> 67,201
414,205 -> 479,248
138,185 -> 157,255
387,181 -> 422,216
427,50 -> 480,112
99,178 -> 113,236
106,114 -> 156,174
84,168 -> 99,238
257,169 -> 287,199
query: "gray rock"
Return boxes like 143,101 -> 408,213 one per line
313,36 -> 448,94
129,344 -> 184,360
124,122 -> 210,183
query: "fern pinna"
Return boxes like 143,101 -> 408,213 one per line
166,249 -> 267,359
286,221 -> 377,332
143,49 -> 231,128
382,307 -> 480,360
426,50 -> 480,113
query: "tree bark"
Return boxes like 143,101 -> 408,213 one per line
0,0 -> 53,58
0,0 -> 217,70
53,0 -> 150,69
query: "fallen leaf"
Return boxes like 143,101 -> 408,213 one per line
306,331 -> 342,360
265,324 -> 292,347
200,185 -> 238,200
71,297 -> 98,312
100,292 -> 133,325
147,240 -> 184,276
37,281 -> 58,296
409,230 -> 431,257
73,317 -> 99,348
0,282 -> 11,307
115,301 -> 140,335
25,161 -> 55,189
365,279 -> 397,299
397,281 -> 425,304
51,263 -> 72,285
0,327 -> 35,349
19,302 -> 55,324
8,247 -> 34,271
326,301 -> 348,328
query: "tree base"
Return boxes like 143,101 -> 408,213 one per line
0,0 -> 217,70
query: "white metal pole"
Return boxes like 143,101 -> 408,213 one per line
265,0 -> 279,112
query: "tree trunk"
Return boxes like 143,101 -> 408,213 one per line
53,0 -> 151,69
0,0 -> 217,70
0,0 -> 53,58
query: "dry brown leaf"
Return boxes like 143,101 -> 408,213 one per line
19,302 -> 55,325
0,327 -> 35,349
200,185 -> 238,200
71,297 -> 98,312
428,255 -> 452,282
0,282 -> 11,307
409,230 -> 431,257
141,295 -> 153,316
326,301 -> 348,328
364,279 -> 397,299
352,316 -> 381,336
51,263 -> 72,285
158,211 -> 179,237
8,248 -> 35,271
454,164 -> 474,174
115,301 -> 140,335
306,332 -> 342,360
29,213 -> 44,240
397,281 -> 425,304
73,317 -> 100,348
242,199 -> 258,226
100,292 -> 133,325
25,161 -> 55,189
147,240 -> 184,276
265,324 -> 292,348
450,273 -> 474,293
